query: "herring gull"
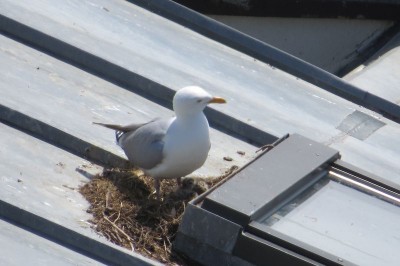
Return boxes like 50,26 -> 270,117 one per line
94,86 -> 226,199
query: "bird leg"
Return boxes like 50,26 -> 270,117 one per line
176,177 -> 182,187
149,178 -> 160,201
153,179 -> 161,201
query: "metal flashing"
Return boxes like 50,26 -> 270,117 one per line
175,134 -> 346,265
233,232 -> 325,266
175,134 -> 398,265
201,134 -> 340,226
173,204 -> 250,266
248,170 -> 400,266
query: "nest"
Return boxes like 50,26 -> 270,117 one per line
79,166 -> 237,265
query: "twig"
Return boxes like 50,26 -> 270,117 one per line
114,202 -> 123,223
143,247 -> 152,255
165,235 -> 172,246
256,133 -> 290,153
128,242 -> 135,252
163,240 -> 167,253
103,215 -> 134,251
256,144 -> 273,153
105,190 -> 111,209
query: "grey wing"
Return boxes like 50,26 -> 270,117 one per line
93,121 -> 149,143
111,118 -> 161,144
118,118 -> 171,170
114,122 -> 149,144
93,122 -> 145,132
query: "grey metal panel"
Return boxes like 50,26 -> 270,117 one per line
0,219 -> 105,266
0,123 -> 100,228
1,0 -> 399,185
0,34 -> 255,177
202,134 -> 340,226
173,204 -> 252,266
175,200 -> 328,265
0,6 -> 277,147
345,31 -> 400,105
254,179 -> 400,266
247,223 -> 355,266
0,123 -> 158,265
175,135 -> 341,265
0,0 -> 398,264
329,125 -> 400,185
0,200 -> 158,266
130,0 -> 400,122
176,204 -> 241,253
0,104 -> 129,168
233,232 -> 324,266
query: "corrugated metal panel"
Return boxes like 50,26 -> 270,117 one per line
0,0 -> 399,264
2,0 -> 399,184
0,218 -> 104,266
0,124 -> 157,265
130,0 -> 400,122
0,34 -> 254,176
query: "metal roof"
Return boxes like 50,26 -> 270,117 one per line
345,30 -> 400,105
1,0 -> 400,264
0,218 -> 105,266
0,120 -> 156,265
175,134 -> 400,265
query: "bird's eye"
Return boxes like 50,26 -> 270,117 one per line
196,99 -> 202,103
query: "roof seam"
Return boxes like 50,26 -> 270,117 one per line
0,199 -> 155,265
0,14 -> 275,147
0,103 -> 128,168
129,0 -> 400,124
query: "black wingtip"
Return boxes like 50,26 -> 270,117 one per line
115,130 -> 124,144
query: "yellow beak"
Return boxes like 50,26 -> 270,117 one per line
208,97 -> 227,104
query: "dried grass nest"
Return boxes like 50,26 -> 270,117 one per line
79,166 -> 238,265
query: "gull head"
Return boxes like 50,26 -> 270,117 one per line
173,86 -> 226,118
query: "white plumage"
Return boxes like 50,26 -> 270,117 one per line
95,86 -> 226,199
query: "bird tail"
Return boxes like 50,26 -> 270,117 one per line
92,122 -> 127,131
93,122 -> 127,145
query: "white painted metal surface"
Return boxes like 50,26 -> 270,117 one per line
0,123 -> 156,265
0,34 -> 255,177
0,219 -> 105,266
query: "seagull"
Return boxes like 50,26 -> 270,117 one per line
94,86 -> 226,199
